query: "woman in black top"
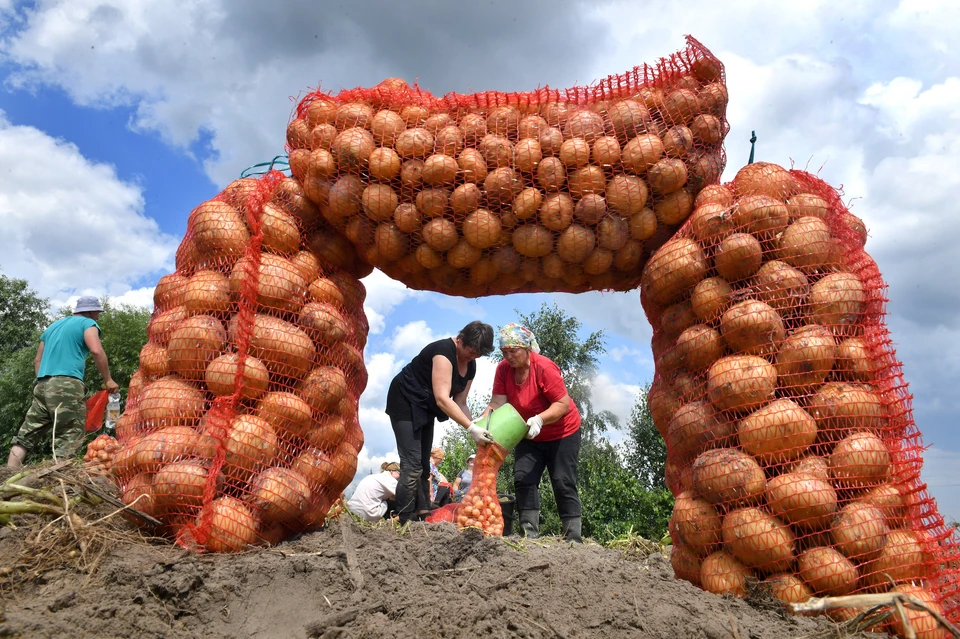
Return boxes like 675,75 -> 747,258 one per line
385,320 -> 495,523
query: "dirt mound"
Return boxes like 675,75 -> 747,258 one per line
0,508 -> 887,639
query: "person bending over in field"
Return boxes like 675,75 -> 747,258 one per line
347,462 -> 401,522
384,321 -> 495,524
481,323 -> 583,542
6,296 -> 119,469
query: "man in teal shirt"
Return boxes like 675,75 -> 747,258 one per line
6,296 -> 119,469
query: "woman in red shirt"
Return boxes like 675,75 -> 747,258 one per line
482,323 -> 582,542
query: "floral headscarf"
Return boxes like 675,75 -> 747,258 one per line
498,323 -> 541,354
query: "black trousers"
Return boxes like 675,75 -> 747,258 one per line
390,418 -> 433,521
514,429 -> 582,518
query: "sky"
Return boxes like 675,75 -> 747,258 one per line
1,1 -> 959,521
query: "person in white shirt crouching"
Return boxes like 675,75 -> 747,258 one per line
347,461 -> 401,522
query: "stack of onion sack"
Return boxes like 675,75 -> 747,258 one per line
284,36 -> 729,298
641,162 -> 960,628
111,170 -> 369,552
454,443 -> 508,535
83,434 -> 119,475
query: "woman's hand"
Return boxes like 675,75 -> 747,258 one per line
525,414 -> 543,439
467,424 -> 494,443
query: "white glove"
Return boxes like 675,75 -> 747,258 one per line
467,424 -> 494,444
525,415 -> 543,439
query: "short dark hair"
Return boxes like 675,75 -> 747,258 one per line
458,321 -> 494,356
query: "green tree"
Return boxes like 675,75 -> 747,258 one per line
0,273 -> 49,366
621,384 -> 668,491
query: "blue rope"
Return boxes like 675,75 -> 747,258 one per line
240,154 -> 291,178
748,131 -> 757,164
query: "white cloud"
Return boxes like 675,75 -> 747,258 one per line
388,321 -> 442,361
361,269 -> 422,335
590,372 -> 642,430
0,111 -> 178,302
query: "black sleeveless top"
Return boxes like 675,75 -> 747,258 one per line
385,338 -> 476,426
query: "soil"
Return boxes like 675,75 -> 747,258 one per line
0,466 -> 888,639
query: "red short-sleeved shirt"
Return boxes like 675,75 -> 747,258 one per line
492,352 -> 581,442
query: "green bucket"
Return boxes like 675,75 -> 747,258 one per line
482,404 -> 527,452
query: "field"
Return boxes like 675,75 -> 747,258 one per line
0,465 -> 888,639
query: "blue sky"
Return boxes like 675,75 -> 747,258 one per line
2,1 -> 960,521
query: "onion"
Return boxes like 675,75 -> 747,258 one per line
700,550 -> 753,596
641,237 -> 708,306
707,355 -> 777,413
153,460 -> 209,513
154,273 -> 189,311
719,300 -> 784,357
831,502 -> 888,561
675,324 -> 724,371
231,313 -> 316,381
666,400 -> 732,463
807,272 -> 866,332
862,529 -> 927,588
188,201 -> 250,264
731,195 -> 789,239
139,376 -> 206,429
714,233 -> 762,282
690,277 -> 732,323
300,366 -> 348,415
889,585 -> 947,639
369,109 -> 406,146
808,382 -> 884,438
763,573 -> 813,608
732,162 -> 801,200
260,202 -> 301,257
139,342 -> 170,379
256,391 -> 314,439
298,302 -> 349,346
797,547 -> 858,596
147,305 -> 188,347
828,430 -> 890,491
777,216 -> 841,274
166,315 -> 227,380
670,544 -> 702,587
722,507 -> 795,573
834,337 -> 875,382
765,471 -> 837,531
249,466 -> 312,524
223,414 -> 278,481
672,491 -> 721,557
621,134 -> 664,175
228,253 -> 309,314
775,325 -> 837,393
691,448 -> 765,507
738,399 -> 817,465
203,496 -> 259,553
204,353 -> 270,400
750,261 -> 809,314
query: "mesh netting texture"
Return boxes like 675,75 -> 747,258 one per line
286,36 -> 729,297
642,162 -> 960,629
425,442 -> 508,535
112,171 -> 368,552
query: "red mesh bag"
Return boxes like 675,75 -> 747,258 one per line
83,433 -> 119,475
85,390 -> 109,432
110,170 -> 368,552
445,442 -> 507,536
642,162 -> 960,629
285,36 -> 729,297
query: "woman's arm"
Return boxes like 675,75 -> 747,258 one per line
452,475 -> 462,492
536,394 -> 571,425
452,379 -> 473,422
431,355 -> 474,429
483,393 -> 508,418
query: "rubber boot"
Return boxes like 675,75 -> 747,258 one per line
561,517 -> 582,543
518,509 -> 540,539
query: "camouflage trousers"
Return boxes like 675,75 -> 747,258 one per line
12,376 -> 87,459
